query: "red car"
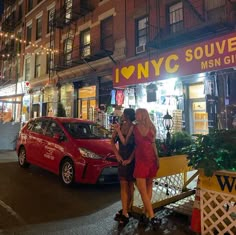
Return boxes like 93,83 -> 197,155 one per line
16,117 -> 118,185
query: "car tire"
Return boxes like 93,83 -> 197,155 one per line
60,158 -> 75,186
18,147 -> 30,168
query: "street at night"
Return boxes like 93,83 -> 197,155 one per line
1,1 -> 236,234
0,151 -> 195,235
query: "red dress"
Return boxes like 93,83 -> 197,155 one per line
133,125 -> 158,178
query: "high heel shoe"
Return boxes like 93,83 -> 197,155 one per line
138,214 -> 149,227
150,217 -> 161,231
118,214 -> 129,227
114,209 -> 122,221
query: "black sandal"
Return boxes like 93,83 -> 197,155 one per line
138,214 -> 149,227
118,214 -> 129,227
114,209 -> 122,221
150,217 -> 161,231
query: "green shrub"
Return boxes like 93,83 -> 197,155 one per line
183,129 -> 236,177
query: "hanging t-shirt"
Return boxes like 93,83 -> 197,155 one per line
128,88 -> 136,106
116,90 -> 124,105
146,83 -> 157,102
111,89 -> 116,105
123,89 -> 129,107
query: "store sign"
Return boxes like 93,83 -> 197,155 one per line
113,32 -> 236,87
0,84 -> 16,96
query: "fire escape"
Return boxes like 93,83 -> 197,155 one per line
49,0 -> 114,74
0,0 -> 22,85
148,0 -> 236,50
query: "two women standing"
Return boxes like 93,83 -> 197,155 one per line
111,108 -> 160,229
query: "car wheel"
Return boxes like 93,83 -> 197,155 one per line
60,158 -> 75,186
18,147 -> 30,168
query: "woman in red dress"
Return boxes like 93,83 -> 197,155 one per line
114,108 -> 160,229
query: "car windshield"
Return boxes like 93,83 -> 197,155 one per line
63,122 -> 111,139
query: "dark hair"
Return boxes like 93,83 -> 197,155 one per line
123,108 -> 135,122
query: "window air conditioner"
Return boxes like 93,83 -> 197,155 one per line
136,44 -> 146,54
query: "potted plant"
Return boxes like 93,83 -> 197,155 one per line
156,131 -> 192,157
183,129 -> 236,177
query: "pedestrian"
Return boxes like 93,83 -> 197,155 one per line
111,108 -> 136,227
114,108 -> 160,230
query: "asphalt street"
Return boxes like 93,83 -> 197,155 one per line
0,151 -> 195,235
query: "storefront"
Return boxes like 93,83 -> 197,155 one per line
0,83 -> 24,123
112,31 -> 236,137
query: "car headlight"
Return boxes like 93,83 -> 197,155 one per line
78,148 -> 103,159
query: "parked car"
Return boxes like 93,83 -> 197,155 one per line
16,117 -> 118,186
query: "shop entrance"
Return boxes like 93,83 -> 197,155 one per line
78,85 -> 96,120
78,98 -> 96,120
190,99 -> 208,135
188,83 -> 208,135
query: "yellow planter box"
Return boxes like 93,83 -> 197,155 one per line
156,154 -> 190,178
199,169 -> 236,196
198,170 -> 236,235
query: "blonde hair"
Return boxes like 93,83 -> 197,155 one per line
136,108 -> 156,133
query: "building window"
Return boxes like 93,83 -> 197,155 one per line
169,2 -> 184,34
25,57 -> 31,81
28,0 -> 33,12
16,32 -> 21,54
65,0 -> 72,23
46,54 -> 50,74
135,16 -> 148,54
35,54 -> 41,78
18,4 -> 22,21
26,24 -> 32,46
101,16 -> 113,51
80,29 -> 91,58
64,39 -> 73,66
47,8 -> 54,34
205,0 -> 225,21
136,16 -> 148,47
36,17 -> 42,40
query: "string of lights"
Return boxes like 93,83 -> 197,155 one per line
0,31 -> 58,54
0,51 -> 54,59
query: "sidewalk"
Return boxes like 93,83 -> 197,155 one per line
0,150 -> 17,163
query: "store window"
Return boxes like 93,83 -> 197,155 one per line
36,17 -> 42,40
80,29 -> 91,58
26,24 -> 32,46
135,16 -> 148,54
35,54 -> 41,78
61,84 -> 73,117
101,16 -> 113,51
168,2 -> 184,34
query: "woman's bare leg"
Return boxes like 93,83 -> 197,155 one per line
136,178 -> 154,218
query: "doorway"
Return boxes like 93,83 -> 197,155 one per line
79,98 -> 96,120
78,85 -> 96,120
188,83 -> 208,135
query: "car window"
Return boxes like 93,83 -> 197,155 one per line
31,119 -> 49,134
26,120 -> 35,131
45,121 -> 65,138
63,122 -> 111,139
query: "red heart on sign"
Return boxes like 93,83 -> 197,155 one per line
26,82 -> 30,87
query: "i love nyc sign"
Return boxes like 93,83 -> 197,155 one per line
113,32 -> 236,87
